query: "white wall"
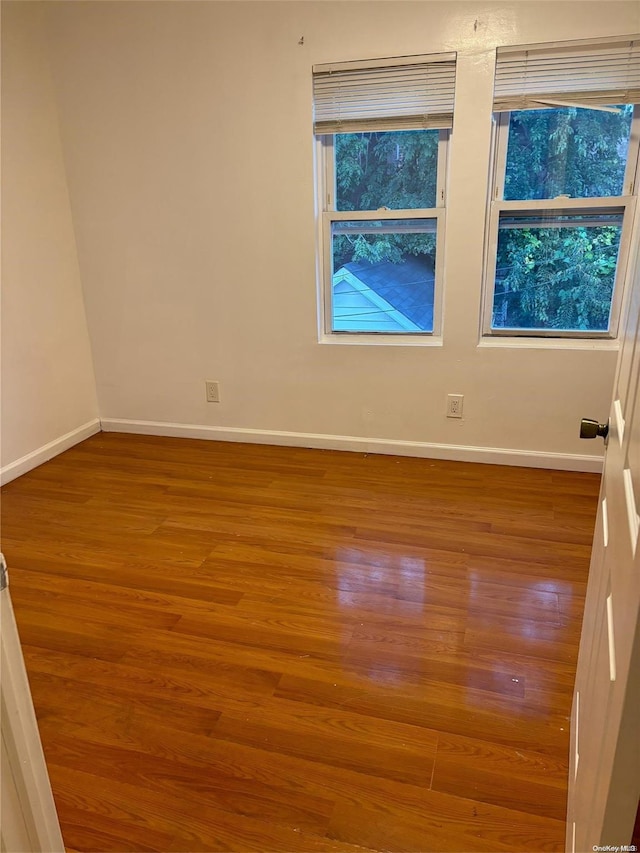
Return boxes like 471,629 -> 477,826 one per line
40,1 -> 640,468
1,3 -> 99,481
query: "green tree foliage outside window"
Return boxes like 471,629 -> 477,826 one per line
504,107 -> 631,200
495,218 -> 621,331
330,109 -> 633,333
494,106 -> 632,332
333,131 -> 438,270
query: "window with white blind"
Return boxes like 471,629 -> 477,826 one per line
313,54 -> 456,340
483,37 -> 640,339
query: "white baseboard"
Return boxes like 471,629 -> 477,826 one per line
100,418 -> 603,473
0,419 -> 101,486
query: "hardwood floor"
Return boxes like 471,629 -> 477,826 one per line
1,433 -> 601,852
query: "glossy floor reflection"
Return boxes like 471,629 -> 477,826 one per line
1,434 -> 599,852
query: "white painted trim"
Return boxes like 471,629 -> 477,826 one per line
101,418 -> 603,473
614,397 -> 626,445
319,333 -> 443,347
623,466 -> 640,553
575,690 -> 580,782
0,418 -> 101,486
1,570 -> 65,852
478,337 -> 619,351
606,592 -> 617,683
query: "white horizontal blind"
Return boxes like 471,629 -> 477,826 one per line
495,36 -> 640,111
313,53 -> 456,134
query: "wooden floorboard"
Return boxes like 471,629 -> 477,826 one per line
0,433 -> 601,852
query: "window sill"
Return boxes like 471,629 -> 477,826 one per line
319,333 -> 443,347
478,336 -> 619,351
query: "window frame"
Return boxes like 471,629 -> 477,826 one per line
317,130 -> 449,344
481,106 -> 640,340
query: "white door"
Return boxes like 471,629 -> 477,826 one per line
0,556 -> 64,853
566,234 -> 640,851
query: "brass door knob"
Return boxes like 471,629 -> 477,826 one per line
580,418 -> 609,440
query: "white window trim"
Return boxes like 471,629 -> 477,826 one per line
317,131 -> 449,345
477,336 -> 620,351
480,107 -> 640,341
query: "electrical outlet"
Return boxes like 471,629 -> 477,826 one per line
205,380 -> 220,403
447,394 -> 463,418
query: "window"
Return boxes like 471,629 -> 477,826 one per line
483,38 -> 640,338
313,54 -> 456,339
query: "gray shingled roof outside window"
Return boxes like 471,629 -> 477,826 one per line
342,255 -> 435,331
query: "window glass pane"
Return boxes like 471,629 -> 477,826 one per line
504,106 -> 633,201
331,218 -> 436,333
335,130 -> 438,211
492,209 -> 623,332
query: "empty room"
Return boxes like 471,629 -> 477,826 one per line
2,1 -> 640,851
